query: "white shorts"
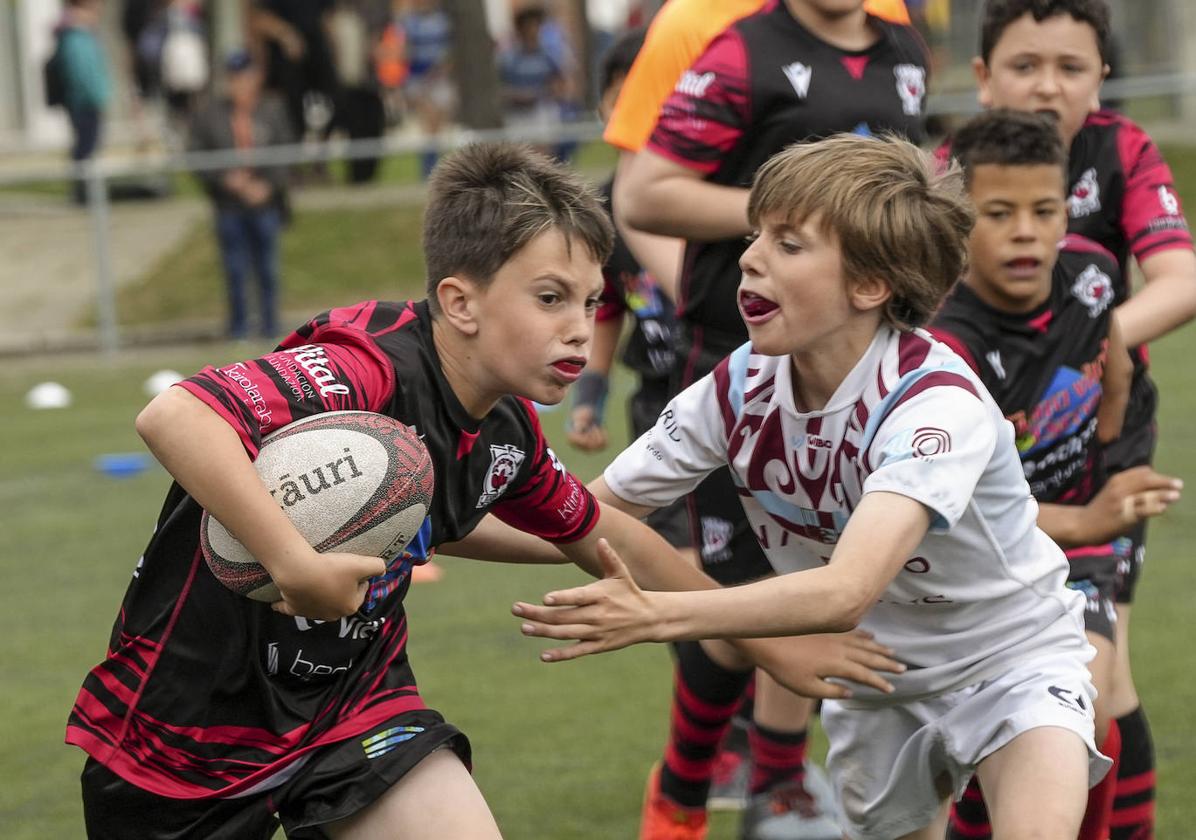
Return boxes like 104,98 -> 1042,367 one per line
822,651 -> 1113,840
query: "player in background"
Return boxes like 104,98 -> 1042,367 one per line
514,133 -> 1111,840
612,2 -> 930,837
929,109 -> 1183,840
602,0 -> 910,296
935,3 -> 1196,836
567,28 -> 677,464
66,143 -> 902,839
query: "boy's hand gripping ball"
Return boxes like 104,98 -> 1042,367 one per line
200,411 -> 434,602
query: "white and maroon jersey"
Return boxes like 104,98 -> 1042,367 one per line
605,326 -> 1088,701
67,300 -> 598,798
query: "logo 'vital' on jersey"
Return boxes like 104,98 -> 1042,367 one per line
676,69 -> 716,98
476,444 -> 525,508
1068,168 -> 1101,218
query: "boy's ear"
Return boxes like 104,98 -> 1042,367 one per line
1092,63 -> 1111,110
972,57 -> 993,108
849,274 -> 892,314
436,275 -> 482,336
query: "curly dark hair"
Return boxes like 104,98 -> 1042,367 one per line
979,0 -> 1111,63
951,109 -> 1067,185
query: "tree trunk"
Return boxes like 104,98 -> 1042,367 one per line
445,0 -> 503,130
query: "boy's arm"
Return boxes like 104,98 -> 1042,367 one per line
1036,466 -> 1182,547
1096,314 -> 1132,444
1116,248 -> 1196,347
615,31 -> 753,241
618,150 -> 752,241
137,387 -> 385,619
514,492 -> 930,655
612,153 -> 685,300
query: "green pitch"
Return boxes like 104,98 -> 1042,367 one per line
0,332 -> 1191,838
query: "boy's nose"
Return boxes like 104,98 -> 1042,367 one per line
1033,69 -> 1062,98
739,238 -> 763,276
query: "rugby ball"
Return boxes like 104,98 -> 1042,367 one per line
200,411 -> 434,602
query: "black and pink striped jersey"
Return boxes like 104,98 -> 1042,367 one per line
646,0 -> 928,342
930,236 -> 1121,507
66,300 -> 598,798
1065,110 -> 1192,294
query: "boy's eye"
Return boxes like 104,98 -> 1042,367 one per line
985,210 -> 1010,221
537,292 -> 561,305
779,239 -> 803,254
744,231 -> 760,245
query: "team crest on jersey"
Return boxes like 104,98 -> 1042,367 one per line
476,444 -> 525,508
893,64 -> 926,115
700,517 -> 734,563
782,61 -> 813,99
1158,185 -> 1180,216
1068,168 -> 1101,218
1071,263 -> 1114,317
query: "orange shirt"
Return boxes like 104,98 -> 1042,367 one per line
603,0 -> 911,152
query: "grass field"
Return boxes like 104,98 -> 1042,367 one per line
3,144 -> 1194,837
1,331 -> 1193,838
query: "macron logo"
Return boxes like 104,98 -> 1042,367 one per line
782,62 -> 813,99
676,70 -> 716,98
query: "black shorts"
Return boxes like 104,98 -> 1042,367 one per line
673,326 -> 773,585
1066,544 -> 1126,643
1103,378 -> 1157,605
81,709 -> 469,840
632,376 -> 692,549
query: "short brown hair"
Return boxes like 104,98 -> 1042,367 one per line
422,143 -> 613,315
748,134 -> 974,330
979,0 -> 1111,64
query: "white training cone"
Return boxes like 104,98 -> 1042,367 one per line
25,381 -> 73,409
143,369 -> 185,397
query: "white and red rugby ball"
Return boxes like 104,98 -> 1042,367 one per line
200,411 -> 434,602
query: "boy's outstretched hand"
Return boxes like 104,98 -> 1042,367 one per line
270,550 -> 387,620
513,538 -> 662,660
513,539 -> 908,699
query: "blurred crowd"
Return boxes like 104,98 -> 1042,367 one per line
46,0 -> 652,186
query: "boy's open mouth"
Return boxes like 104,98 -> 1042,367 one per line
1004,257 -> 1042,278
739,291 -> 780,323
551,357 -> 586,382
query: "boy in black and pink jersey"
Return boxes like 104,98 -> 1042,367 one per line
614,3 -> 930,835
935,2 -> 1196,838
930,109 -> 1182,840
65,143 -> 891,840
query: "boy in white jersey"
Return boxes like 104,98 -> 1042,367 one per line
513,134 -> 1111,840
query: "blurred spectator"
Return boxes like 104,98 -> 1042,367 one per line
498,6 -> 564,150
54,0 -> 112,204
188,50 -> 294,340
327,0 -> 386,183
392,0 -> 455,179
120,1 -> 208,146
538,5 -> 581,162
251,0 -> 339,147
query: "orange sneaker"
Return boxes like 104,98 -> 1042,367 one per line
640,762 -> 709,840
